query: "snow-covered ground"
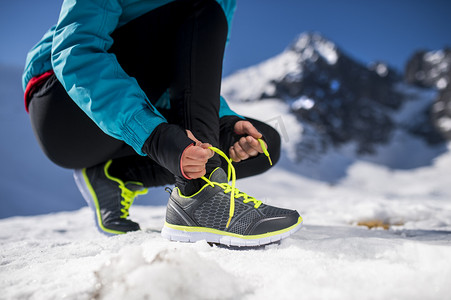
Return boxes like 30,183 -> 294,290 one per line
2,96 -> 451,299
2,153 -> 451,300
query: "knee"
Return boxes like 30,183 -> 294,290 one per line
195,0 -> 228,35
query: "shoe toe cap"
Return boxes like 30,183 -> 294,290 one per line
248,210 -> 300,235
104,219 -> 141,233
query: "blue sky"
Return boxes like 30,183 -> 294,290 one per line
1,0 -> 450,77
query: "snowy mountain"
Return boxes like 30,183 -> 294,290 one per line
222,32 -> 450,181
1,35 -> 451,299
405,48 -> 451,140
1,33 -> 450,217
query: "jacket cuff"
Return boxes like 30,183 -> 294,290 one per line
220,115 -> 243,132
219,116 -> 269,152
142,123 -> 194,178
122,108 -> 167,156
219,115 -> 245,151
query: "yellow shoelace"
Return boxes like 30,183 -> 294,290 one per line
119,186 -> 148,219
201,138 -> 272,228
103,160 -> 149,219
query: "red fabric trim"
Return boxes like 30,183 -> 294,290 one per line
24,70 -> 54,113
180,143 -> 194,180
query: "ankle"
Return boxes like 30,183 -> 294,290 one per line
175,177 -> 205,196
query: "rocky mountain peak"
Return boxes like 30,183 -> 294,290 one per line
405,49 -> 451,140
222,32 -> 448,167
405,48 -> 451,90
289,32 -> 339,65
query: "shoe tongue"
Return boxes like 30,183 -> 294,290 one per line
209,168 -> 228,183
125,182 -> 145,191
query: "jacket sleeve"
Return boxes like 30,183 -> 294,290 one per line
216,0 -> 236,44
22,26 -> 55,91
219,95 -> 243,119
51,0 -> 166,156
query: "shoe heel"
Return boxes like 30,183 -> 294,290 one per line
73,169 -> 116,236
74,169 -> 95,211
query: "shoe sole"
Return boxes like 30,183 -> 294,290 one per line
161,216 -> 303,247
73,169 -> 124,236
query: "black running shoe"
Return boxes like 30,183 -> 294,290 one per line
74,160 -> 148,235
161,145 -> 303,247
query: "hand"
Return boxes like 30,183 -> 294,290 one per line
181,130 -> 214,179
229,120 -> 266,162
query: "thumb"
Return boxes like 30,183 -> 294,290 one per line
200,143 -> 214,159
186,129 -> 201,146
186,130 -> 214,158
241,121 -> 262,139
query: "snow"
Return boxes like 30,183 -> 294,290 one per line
2,62 -> 451,299
2,95 -> 451,299
221,50 -> 301,101
424,50 -> 445,64
436,77 -> 448,89
437,117 -> 451,132
315,39 -> 338,65
291,95 -> 315,110
376,63 -> 389,77
221,33 -> 341,102
2,153 -> 451,299
292,33 -> 338,65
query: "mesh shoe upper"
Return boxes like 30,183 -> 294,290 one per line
166,168 -> 300,236
76,160 -> 148,234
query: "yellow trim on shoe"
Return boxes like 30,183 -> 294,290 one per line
198,139 -> 272,228
164,216 -> 303,240
173,139 -> 274,230
81,167 -> 127,235
103,160 -> 148,219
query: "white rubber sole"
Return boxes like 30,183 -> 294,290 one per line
161,218 -> 303,247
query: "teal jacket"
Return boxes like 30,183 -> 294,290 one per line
22,0 -> 240,155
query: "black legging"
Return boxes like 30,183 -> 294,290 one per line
28,0 -> 281,187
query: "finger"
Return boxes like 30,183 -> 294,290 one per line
200,143 -> 214,158
185,169 -> 206,179
183,165 -> 206,173
233,141 -> 250,160
200,143 -> 212,148
184,151 -> 210,162
240,121 -> 262,139
238,136 -> 259,156
185,146 -> 212,161
183,159 -> 207,168
246,136 -> 264,154
229,147 -> 241,163
183,157 -> 208,167
186,130 -> 201,146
